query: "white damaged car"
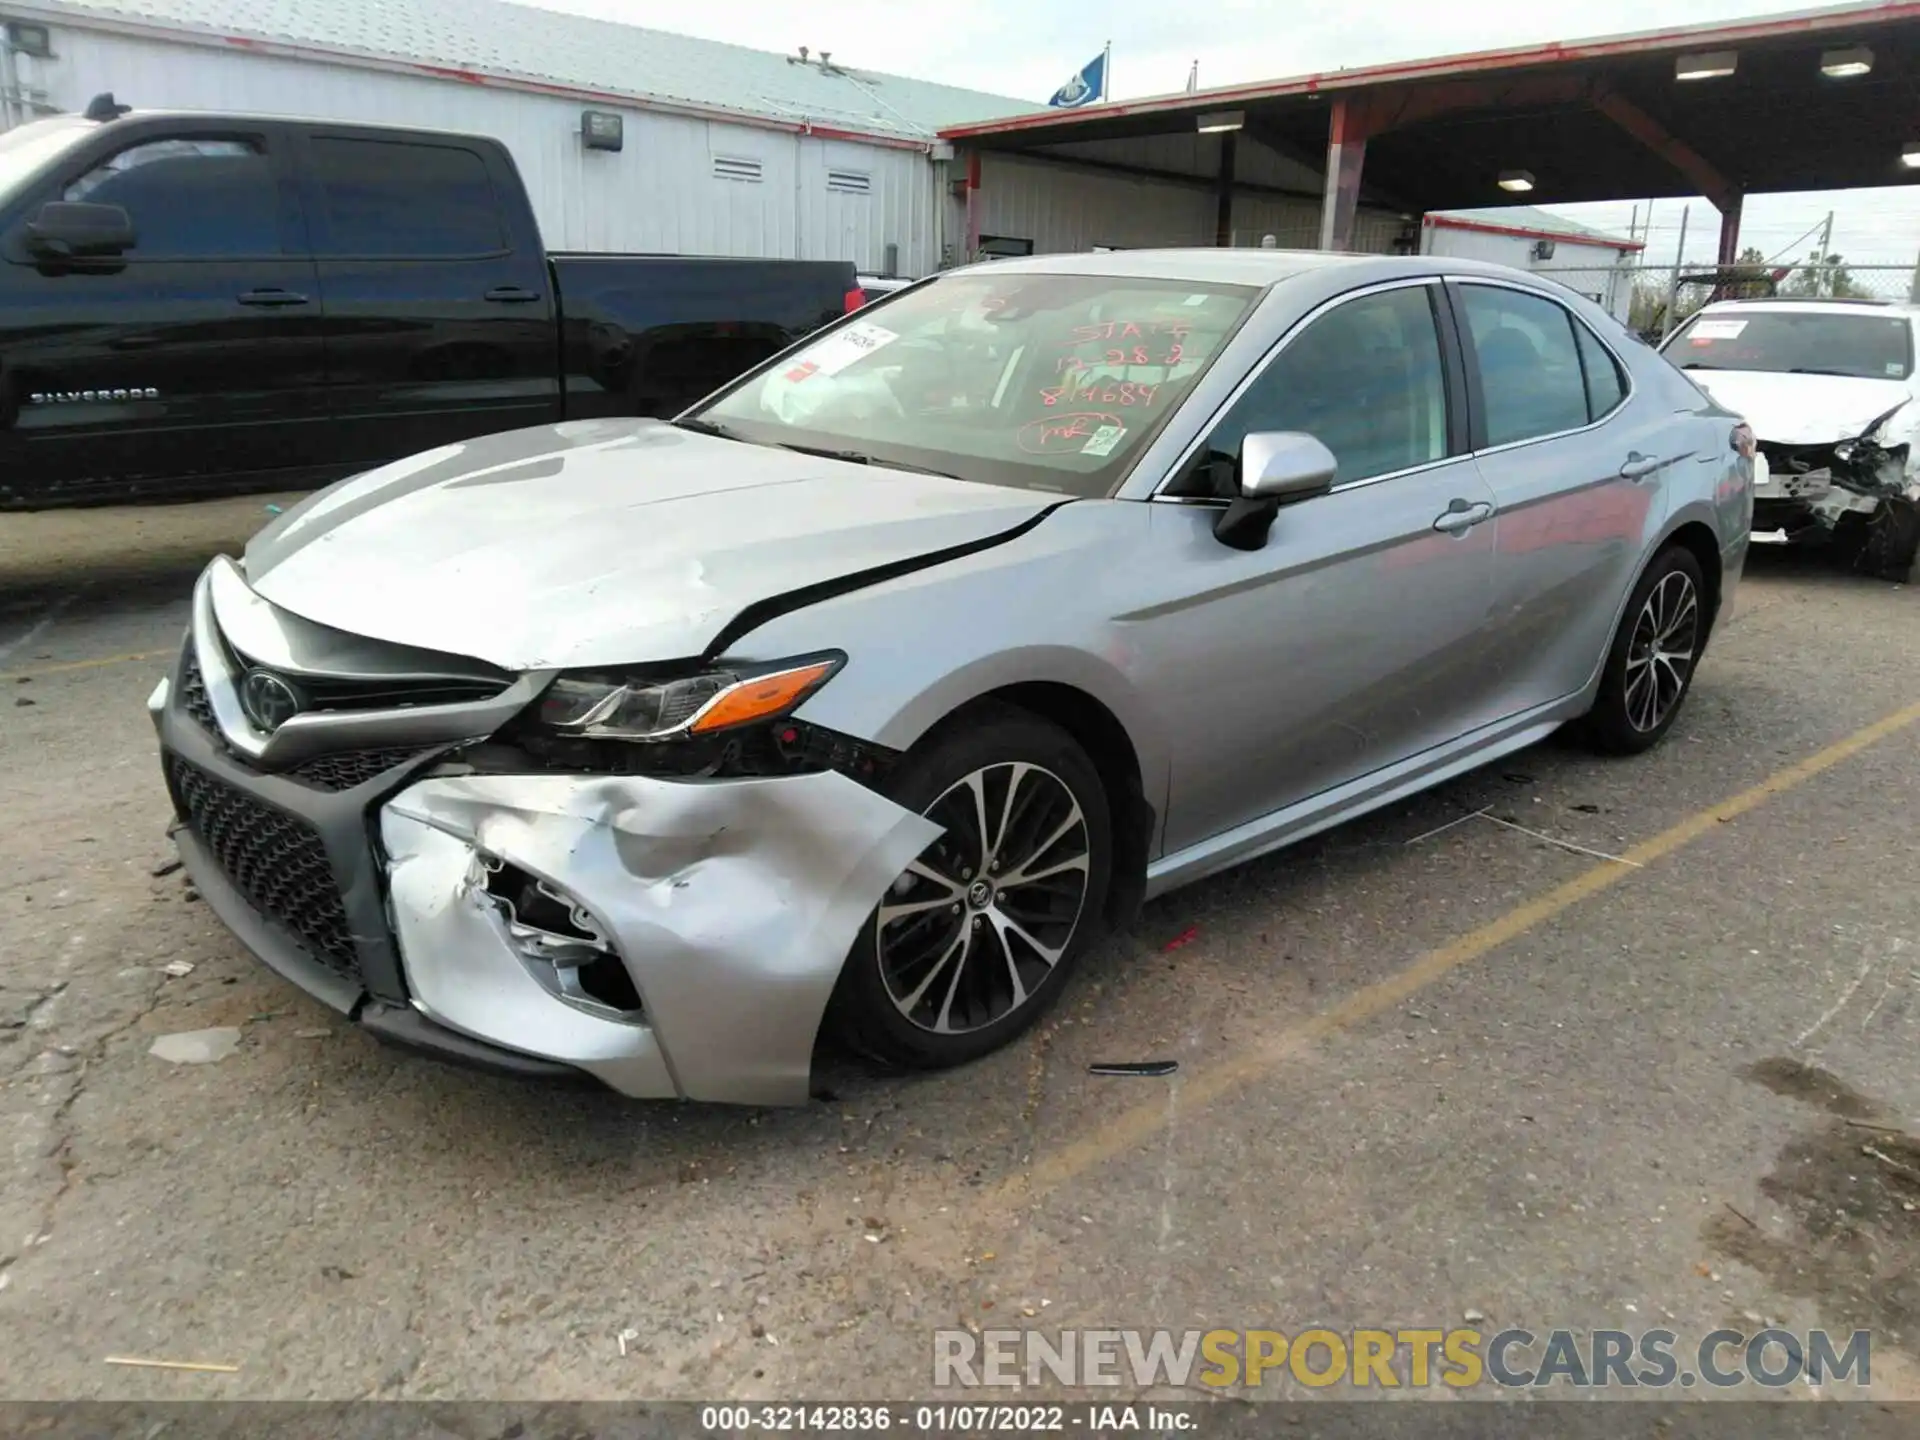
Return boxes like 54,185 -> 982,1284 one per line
1662,297 -> 1920,578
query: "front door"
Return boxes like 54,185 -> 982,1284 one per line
1142,279 -> 1505,856
0,123 -> 327,505
297,130 -> 560,469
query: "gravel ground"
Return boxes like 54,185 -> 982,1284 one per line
1,500 -> 1917,1407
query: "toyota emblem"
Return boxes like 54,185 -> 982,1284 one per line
239,668 -> 304,732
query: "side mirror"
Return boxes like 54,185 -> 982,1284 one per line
1213,431 -> 1338,551
26,201 -> 136,260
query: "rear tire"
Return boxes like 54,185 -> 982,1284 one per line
830,705 -> 1112,1071
1578,546 -> 1707,755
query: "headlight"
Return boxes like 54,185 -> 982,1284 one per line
535,654 -> 843,743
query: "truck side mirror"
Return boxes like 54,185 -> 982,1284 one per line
26,201 -> 136,260
1212,431 -> 1339,551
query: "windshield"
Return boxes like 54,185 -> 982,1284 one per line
1665,309 -> 1913,381
0,116 -> 98,201
693,272 -> 1261,497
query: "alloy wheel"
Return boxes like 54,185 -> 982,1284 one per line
1623,569 -> 1699,733
876,762 -> 1092,1035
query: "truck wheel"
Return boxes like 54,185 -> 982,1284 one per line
1578,546 -> 1707,755
831,705 -> 1111,1071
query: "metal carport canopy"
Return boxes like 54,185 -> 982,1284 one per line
938,0 -> 1920,259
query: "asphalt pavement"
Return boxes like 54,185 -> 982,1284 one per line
1,499 -> 1917,1405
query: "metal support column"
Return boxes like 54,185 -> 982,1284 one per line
1214,132 -> 1237,247
1318,97 -> 1369,252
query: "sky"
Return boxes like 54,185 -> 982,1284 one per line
526,0 -> 1920,272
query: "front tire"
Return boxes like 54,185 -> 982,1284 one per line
831,705 -> 1112,1070
1579,545 -> 1707,755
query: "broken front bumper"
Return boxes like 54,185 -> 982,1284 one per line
151,637 -> 937,1106
380,774 -> 936,1105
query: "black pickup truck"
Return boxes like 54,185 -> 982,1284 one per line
0,97 -> 864,508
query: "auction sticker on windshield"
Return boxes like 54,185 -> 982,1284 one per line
785,322 -> 899,383
1688,319 -> 1747,341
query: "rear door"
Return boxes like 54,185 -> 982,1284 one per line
297,128 -> 559,467
1,120 -> 326,504
1451,280 -> 1683,714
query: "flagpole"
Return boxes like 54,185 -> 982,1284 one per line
1103,40 -> 1112,101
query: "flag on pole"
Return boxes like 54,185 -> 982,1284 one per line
1049,47 -> 1109,108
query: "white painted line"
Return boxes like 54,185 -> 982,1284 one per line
1477,811 -> 1644,867
0,587 -> 84,667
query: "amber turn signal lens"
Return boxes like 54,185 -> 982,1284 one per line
688,660 -> 839,735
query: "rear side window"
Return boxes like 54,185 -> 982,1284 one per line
1575,323 -> 1627,420
309,137 -> 504,257
63,137 -> 281,258
1460,285 -> 1590,447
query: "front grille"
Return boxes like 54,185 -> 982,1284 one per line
284,746 -> 430,792
294,674 -> 506,712
166,755 -> 360,981
180,648 -> 217,734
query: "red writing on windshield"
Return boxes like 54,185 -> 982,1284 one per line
1069,319 -> 1191,344
1056,344 -> 1184,372
1018,411 -> 1124,454
1039,379 -> 1159,408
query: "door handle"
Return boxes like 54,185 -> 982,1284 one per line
236,288 -> 309,307
1432,499 -> 1495,534
1620,452 -> 1664,481
484,285 -> 543,304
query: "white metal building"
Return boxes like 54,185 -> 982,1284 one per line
1422,206 -> 1642,320
0,0 -> 1039,276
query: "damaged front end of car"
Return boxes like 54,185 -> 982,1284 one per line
151,556 -> 946,1106
1758,403 -> 1919,580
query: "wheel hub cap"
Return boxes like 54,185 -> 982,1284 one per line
875,760 -> 1093,1036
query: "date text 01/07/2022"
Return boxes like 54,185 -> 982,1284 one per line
697,1401 -> 1196,1433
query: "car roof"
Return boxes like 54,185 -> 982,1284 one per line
950,248 -> 1590,290
1695,296 -> 1918,321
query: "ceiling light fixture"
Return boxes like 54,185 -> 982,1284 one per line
1819,45 -> 1872,77
1497,170 -> 1535,193
1902,142 -> 1920,169
1196,110 -> 1244,133
1675,50 -> 1737,81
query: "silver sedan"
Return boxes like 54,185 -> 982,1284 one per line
150,250 -> 1754,1105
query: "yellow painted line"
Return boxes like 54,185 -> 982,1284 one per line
0,648 -> 171,681
996,698 -> 1920,1206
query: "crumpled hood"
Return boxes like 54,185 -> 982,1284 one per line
1680,369 -> 1912,446
245,419 -> 1061,671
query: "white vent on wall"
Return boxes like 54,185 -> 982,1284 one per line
713,155 -> 764,183
826,169 -> 872,194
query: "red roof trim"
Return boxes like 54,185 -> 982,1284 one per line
939,0 -> 1920,139
1424,214 -> 1645,251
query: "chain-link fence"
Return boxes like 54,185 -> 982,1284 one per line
1533,261 -> 1920,344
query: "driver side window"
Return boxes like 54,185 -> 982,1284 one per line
61,135 -> 282,259
1181,284 -> 1451,495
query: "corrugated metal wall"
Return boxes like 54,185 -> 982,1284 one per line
975,151 -> 1406,257
975,153 -> 1213,251
14,23 -> 942,273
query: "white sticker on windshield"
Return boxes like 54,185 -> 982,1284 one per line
1183,293 -> 1210,306
1081,424 -> 1126,457
1889,362 -> 1907,377
1688,319 -> 1747,340
783,321 -> 899,383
